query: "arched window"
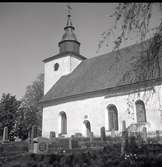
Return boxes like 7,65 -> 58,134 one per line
83,120 -> 91,137
107,104 -> 118,131
135,100 -> 146,123
59,111 -> 67,134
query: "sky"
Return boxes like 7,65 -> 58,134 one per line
0,3 -> 161,100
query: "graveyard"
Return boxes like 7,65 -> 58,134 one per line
1,123 -> 162,167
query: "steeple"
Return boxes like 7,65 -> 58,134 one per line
65,10 -> 75,30
58,5 -> 80,54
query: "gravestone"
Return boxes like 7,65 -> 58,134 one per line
156,130 -> 160,143
121,121 -> 128,155
31,125 -> 38,139
100,127 -> 106,142
68,136 -> 79,149
122,120 -> 126,131
142,127 -> 147,142
122,120 -> 126,137
2,127 -> 9,143
69,137 -> 72,149
28,131 -> 31,143
32,137 -> 50,154
49,131 -> 56,141
90,132 -> 94,143
111,129 -> 115,138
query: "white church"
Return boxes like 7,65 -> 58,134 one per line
40,12 -> 162,138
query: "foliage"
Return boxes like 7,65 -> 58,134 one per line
15,73 -> 44,140
0,93 -> 20,140
22,73 -> 44,112
98,3 -> 162,82
2,143 -> 162,167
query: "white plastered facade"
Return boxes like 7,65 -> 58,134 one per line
42,85 -> 162,138
44,55 -> 81,95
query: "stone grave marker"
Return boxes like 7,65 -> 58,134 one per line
142,127 -> 147,143
2,127 -> 9,143
90,132 -> 94,143
31,125 -> 38,139
111,129 -> 115,138
122,120 -> 126,137
156,130 -> 160,143
100,127 -> 106,142
49,131 -> 56,141
32,137 -> 50,154
122,120 -> 126,131
69,137 -> 72,149
121,121 -> 128,155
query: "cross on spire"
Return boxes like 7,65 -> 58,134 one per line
65,4 -> 73,28
67,4 -> 72,16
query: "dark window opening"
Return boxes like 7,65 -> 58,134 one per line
136,100 -> 147,123
54,63 -> 59,71
107,104 -> 119,131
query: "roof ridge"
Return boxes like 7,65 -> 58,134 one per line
86,39 -> 151,62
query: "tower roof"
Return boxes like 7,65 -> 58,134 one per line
60,10 -> 78,42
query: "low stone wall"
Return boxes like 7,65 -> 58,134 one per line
0,141 -> 28,156
47,136 -> 122,154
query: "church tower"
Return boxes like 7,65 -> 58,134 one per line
43,6 -> 86,95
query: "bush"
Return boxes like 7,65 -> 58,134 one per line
3,143 -> 162,167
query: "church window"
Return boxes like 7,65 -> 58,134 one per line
83,120 -> 91,137
135,100 -> 146,123
107,104 -> 118,131
59,111 -> 67,134
54,63 -> 59,71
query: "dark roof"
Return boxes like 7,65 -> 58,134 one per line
43,51 -> 86,63
40,40 -> 162,104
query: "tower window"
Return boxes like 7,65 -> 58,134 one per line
54,63 -> 59,71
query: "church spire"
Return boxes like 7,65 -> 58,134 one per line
58,5 -> 80,54
65,5 -> 74,29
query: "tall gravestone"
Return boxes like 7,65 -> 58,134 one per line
100,127 -> 106,142
121,121 -> 128,155
31,125 -> 38,139
142,127 -> 147,143
156,130 -> 160,143
2,126 -> 9,143
111,129 -> 115,138
50,131 -> 56,141
90,132 -> 94,143
30,125 -> 38,151
122,120 -> 126,131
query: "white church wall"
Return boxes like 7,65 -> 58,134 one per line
42,96 -> 106,138
42,84 -> 162,138
70,56 -> 82,72
104,85 -> 162,134
44,56 -> 70,94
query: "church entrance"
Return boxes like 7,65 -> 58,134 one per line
83,120 -> 91,137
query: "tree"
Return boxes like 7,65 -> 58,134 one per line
16,73 -> 44,140
22,73 -> 44,112
0,93 -> 20,140
97,3 -> 162,120
98,3 -> 162,82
